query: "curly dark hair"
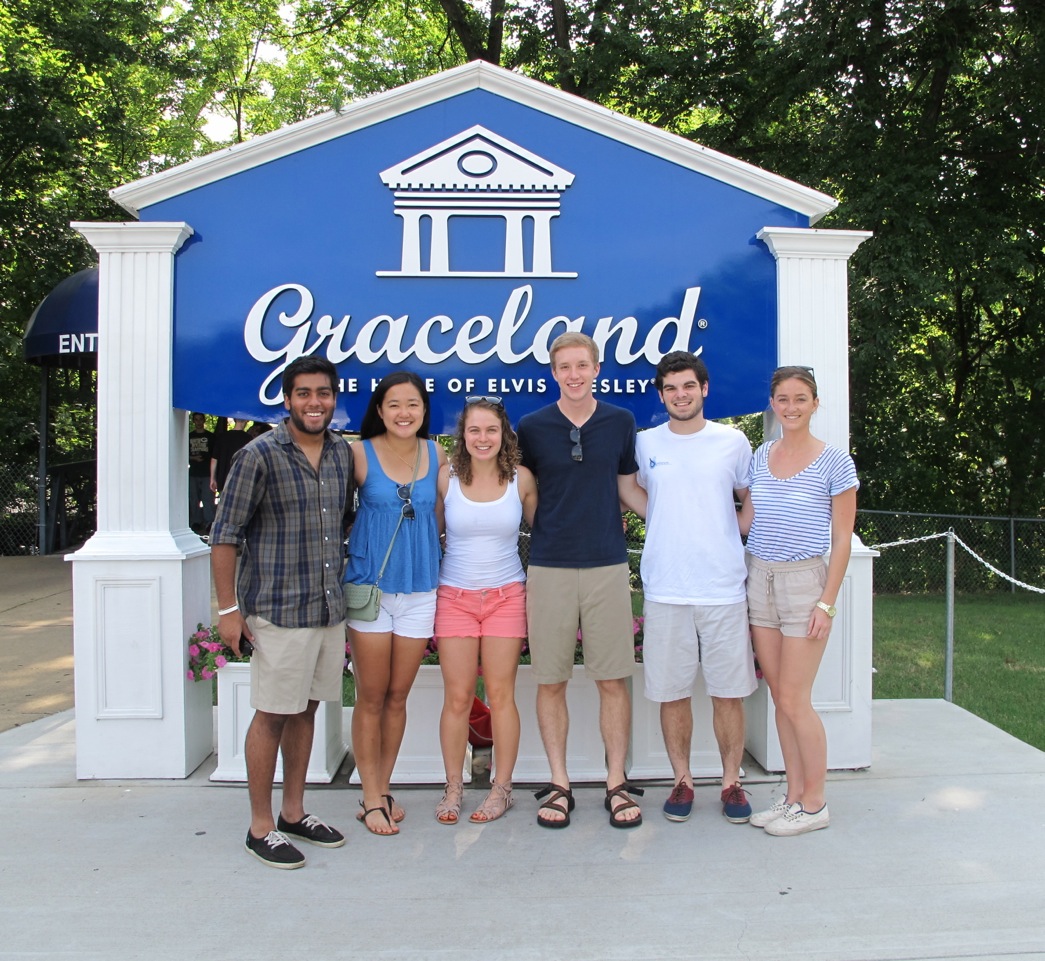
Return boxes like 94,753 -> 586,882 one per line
449,399 -> 520,485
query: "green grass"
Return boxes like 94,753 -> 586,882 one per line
873,593 -> 1045,750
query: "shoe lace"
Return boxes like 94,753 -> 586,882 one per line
264,830 -> 293,849
668,783 -> 691,803
299,814 -> 329,831
722,783 -> 748,805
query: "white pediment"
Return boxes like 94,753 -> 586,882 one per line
111,61 -> 836,222
380,126 -> 574,192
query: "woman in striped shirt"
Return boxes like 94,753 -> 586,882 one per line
745,366 -> 858,836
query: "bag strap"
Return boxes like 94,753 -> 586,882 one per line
374,439 -> 423,586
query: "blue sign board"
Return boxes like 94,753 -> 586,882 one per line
132,67 -> 824,432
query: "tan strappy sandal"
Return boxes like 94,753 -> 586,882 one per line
469,781 -> 514,823
435,780 -> 464,824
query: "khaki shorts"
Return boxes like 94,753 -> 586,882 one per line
642,599 -> 756,701
526,563 -> 635,683
246,615 -> 346,714
746,555 -> 827,638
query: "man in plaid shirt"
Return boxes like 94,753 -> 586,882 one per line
210,355 -> 353,869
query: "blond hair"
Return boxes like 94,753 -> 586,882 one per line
549,331 -> 599,367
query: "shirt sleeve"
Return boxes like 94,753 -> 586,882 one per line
209,446 -> 267,546
617,409 -> 639,476
827,448 -> 860,496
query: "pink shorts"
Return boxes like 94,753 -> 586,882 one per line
434,581 -> 527,639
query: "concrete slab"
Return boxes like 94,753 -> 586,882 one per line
2,699 -> 1043,961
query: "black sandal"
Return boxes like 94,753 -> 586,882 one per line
534,783 -> 575,829
358,801 -> 397,836
605,782 -> 644,829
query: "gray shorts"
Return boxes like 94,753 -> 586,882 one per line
642,599 -> 756,701
246,615 -> 345,714
525,563 -> 635,683
746,554 -> 827,638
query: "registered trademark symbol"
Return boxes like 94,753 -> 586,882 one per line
697,318 -> 709,329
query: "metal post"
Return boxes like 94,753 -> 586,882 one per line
1009,517 -> 1016,593
944,528 -> 955,702
36,367 -> 49,555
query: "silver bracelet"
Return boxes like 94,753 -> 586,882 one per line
217,604 -> 239,616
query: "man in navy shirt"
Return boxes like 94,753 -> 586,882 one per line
517,332 -> 643,829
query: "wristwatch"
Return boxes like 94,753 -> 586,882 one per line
815,601 -> 837,618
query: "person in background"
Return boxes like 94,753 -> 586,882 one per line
344,372 -> 446,836
745,365 -> 858,837
433,396 -> 537,825
210,418 -> 251,497
187,412 -> 214,534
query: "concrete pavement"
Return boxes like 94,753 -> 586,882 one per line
1,555 -> 1043,960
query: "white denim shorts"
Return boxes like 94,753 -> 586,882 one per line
346,589 -> 437,639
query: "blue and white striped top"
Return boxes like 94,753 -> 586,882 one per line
745,441 -> 859,562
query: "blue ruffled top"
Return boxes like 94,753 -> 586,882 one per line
343,438 -> 441,594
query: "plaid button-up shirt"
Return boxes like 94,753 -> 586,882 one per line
210,420 -> 353,628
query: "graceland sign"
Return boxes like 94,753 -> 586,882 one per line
112,63 -> 837,432
68,62 -> 872,780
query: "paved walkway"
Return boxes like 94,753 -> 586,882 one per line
0,554 -> 74,732
1,556 -> 1043,960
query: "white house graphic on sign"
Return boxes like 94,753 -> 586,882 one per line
377,125 -> 577,278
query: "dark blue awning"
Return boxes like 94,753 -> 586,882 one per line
23,268 -> 99,368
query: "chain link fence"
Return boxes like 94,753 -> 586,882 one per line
856,510 -> 1045,594
0,465 -> 39,556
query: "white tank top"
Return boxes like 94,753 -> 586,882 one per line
439,474 -> 525,589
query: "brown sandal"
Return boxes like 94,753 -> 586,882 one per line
605,782 -> 644,829
435,780 -> 464,824
469,781 -> 513,823
383,793 -> 405,823
535,783 -> 575,829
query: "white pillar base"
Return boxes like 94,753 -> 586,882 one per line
69,537 -> 214,779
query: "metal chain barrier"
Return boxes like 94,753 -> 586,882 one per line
868,530 -> 1045,595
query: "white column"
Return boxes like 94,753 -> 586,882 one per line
530,211 -> 557,274
397,209 -> 422,273
503,211 -> 526,274
756,227 -> 871,450
428,211 -> 452,274
68,221 -> 213,779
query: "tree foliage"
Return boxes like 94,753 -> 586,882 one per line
1,0 -> 1042,520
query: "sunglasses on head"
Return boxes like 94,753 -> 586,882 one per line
464,395 -> 504,409
396,484 -> 415,519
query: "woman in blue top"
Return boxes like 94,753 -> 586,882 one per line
345,372 -> 446,836
745,366 -> 858,837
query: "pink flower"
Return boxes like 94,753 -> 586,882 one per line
188,644 -> 200,657
214,655 -> 227,668
201,668 -> 214,680
194,630 -> 209,640
186,670 -> 195,680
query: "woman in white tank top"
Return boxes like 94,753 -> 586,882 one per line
433,397 -> 537,825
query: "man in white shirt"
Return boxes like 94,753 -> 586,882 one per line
619,351 -> 756,824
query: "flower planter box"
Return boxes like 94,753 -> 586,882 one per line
210,663 -> 349,783
628,665 -> 726,779
348,664 -> 471,785
503,664 -> 608,784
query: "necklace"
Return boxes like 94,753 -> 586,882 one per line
384,435 -> 419,471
